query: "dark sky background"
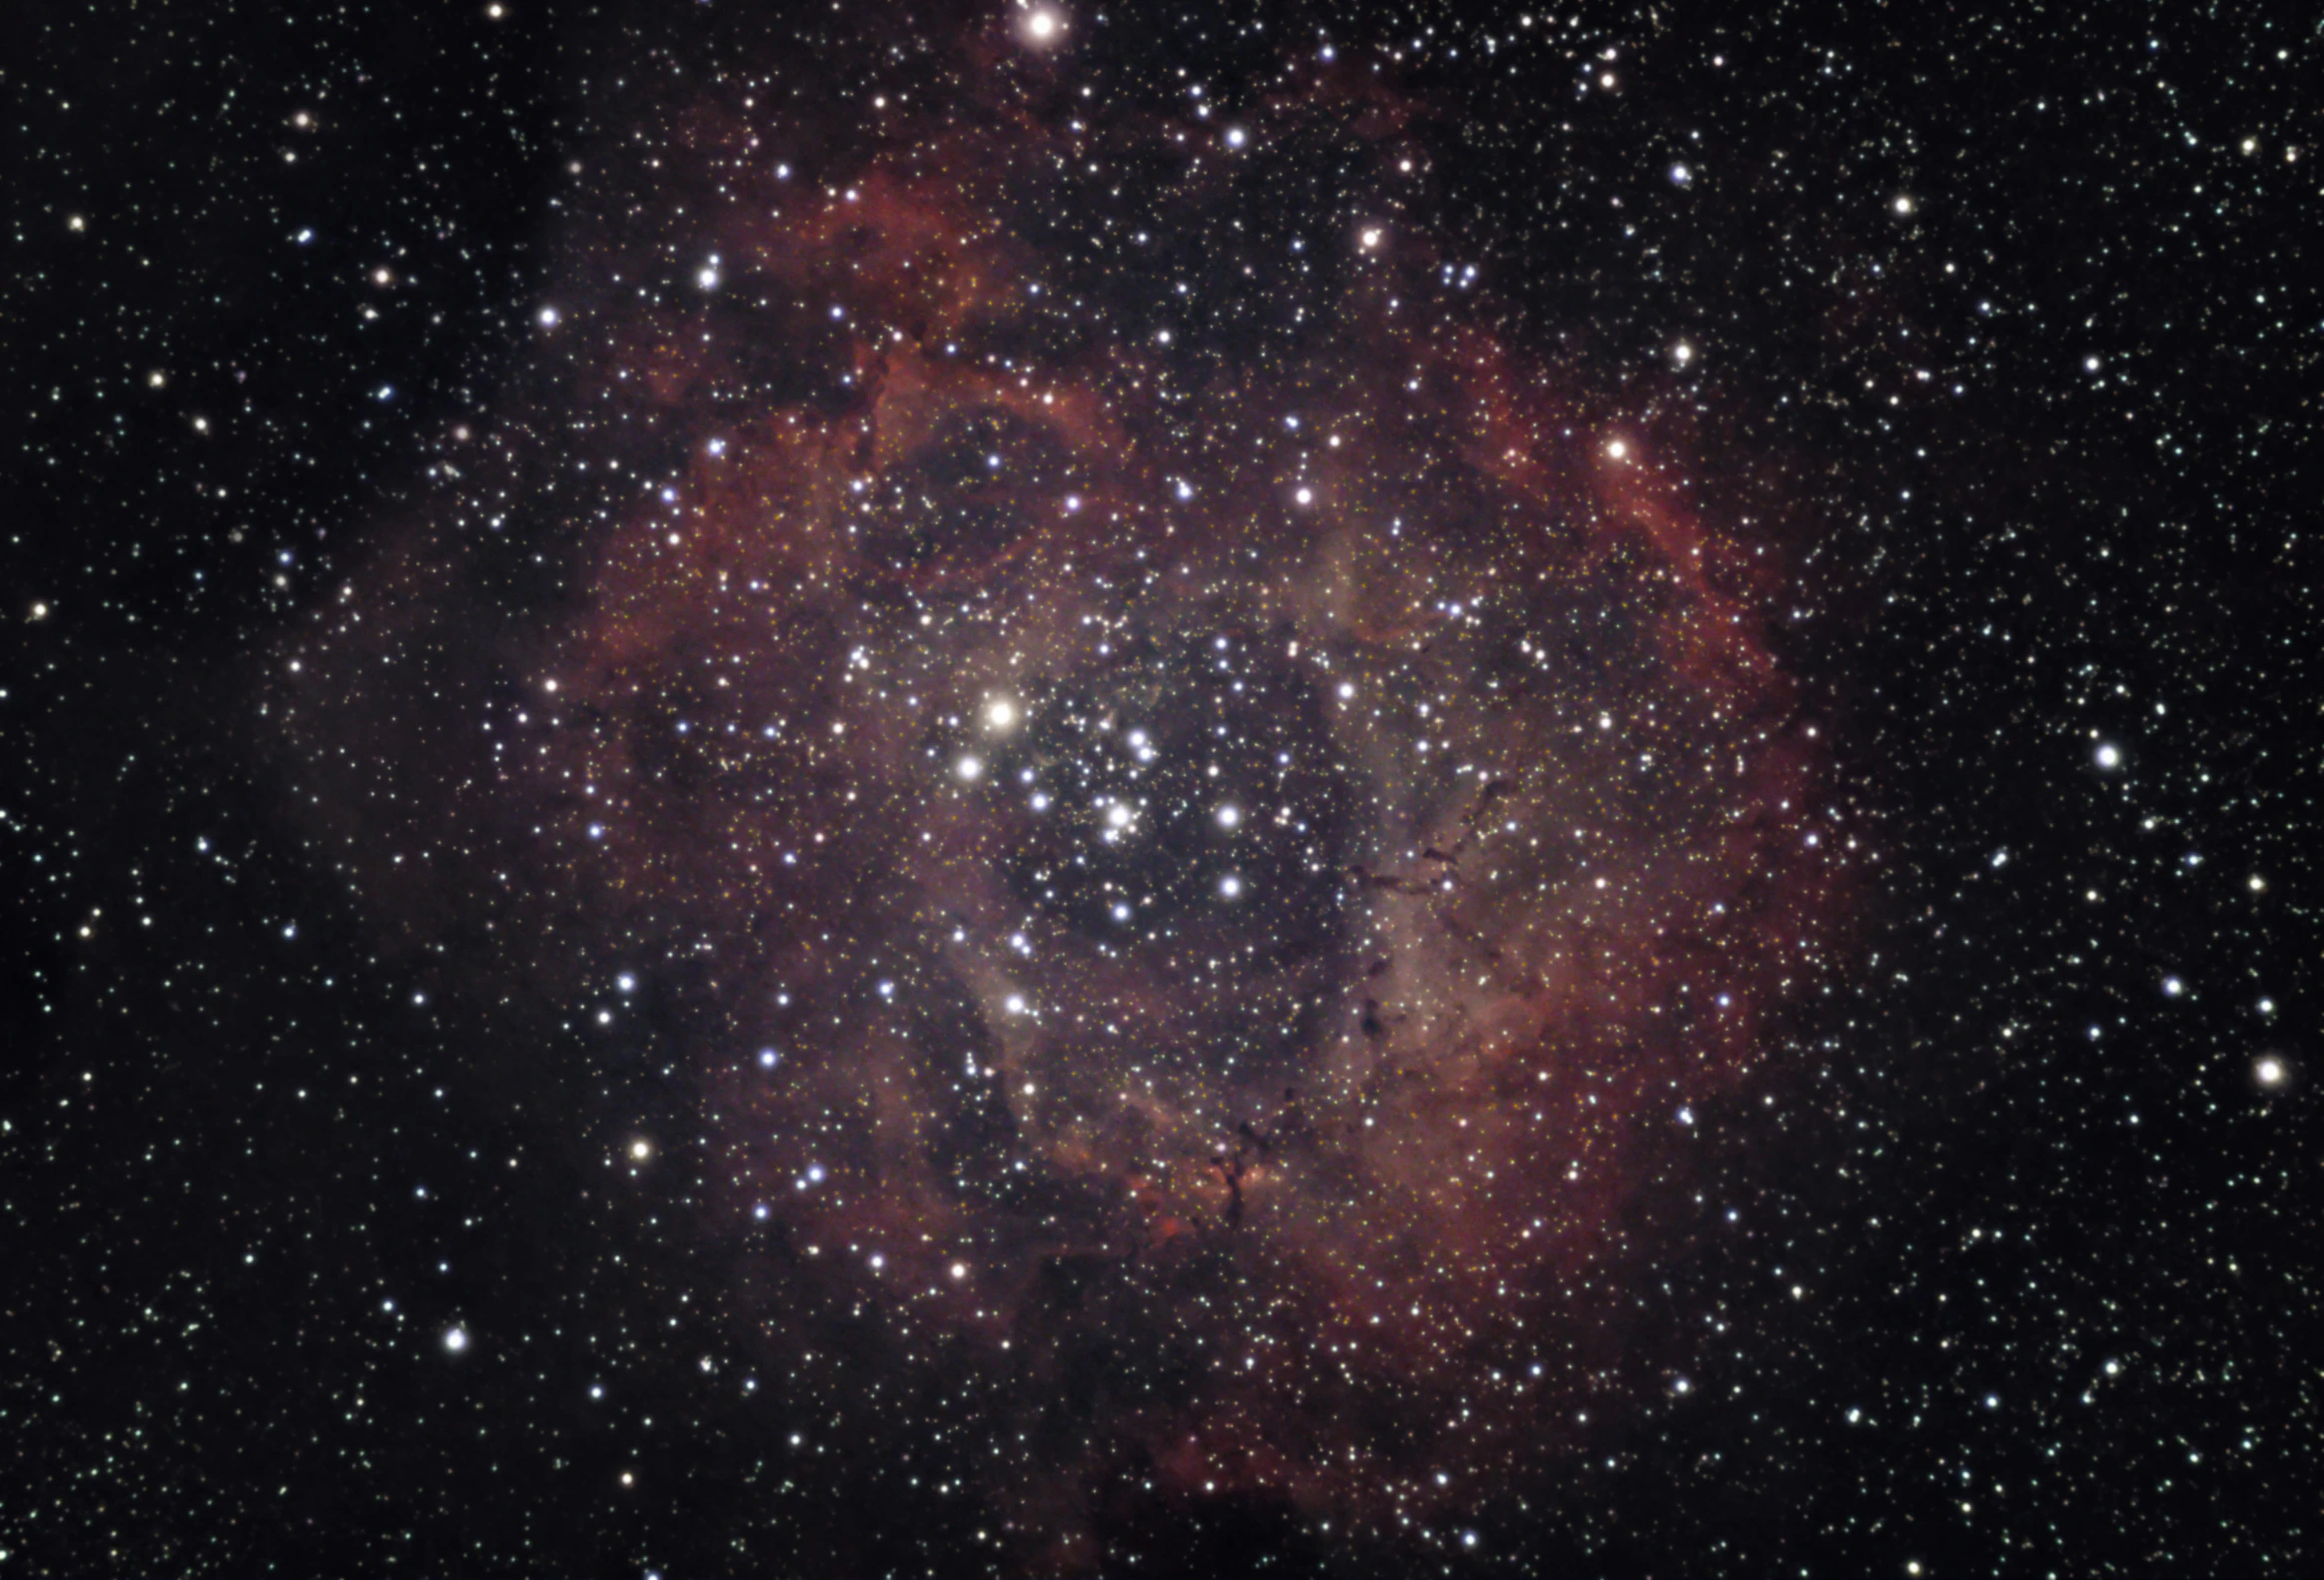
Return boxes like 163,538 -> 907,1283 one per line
3,1 -> 2315,1576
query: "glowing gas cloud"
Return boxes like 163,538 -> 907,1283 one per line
274,23 -> 1854,1568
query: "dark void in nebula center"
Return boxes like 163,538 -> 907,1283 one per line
274,19 -> 1855,1569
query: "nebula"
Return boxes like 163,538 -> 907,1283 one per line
272,24 -> 1852,1569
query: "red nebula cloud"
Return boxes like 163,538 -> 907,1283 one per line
271,44 -> 1855,1569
